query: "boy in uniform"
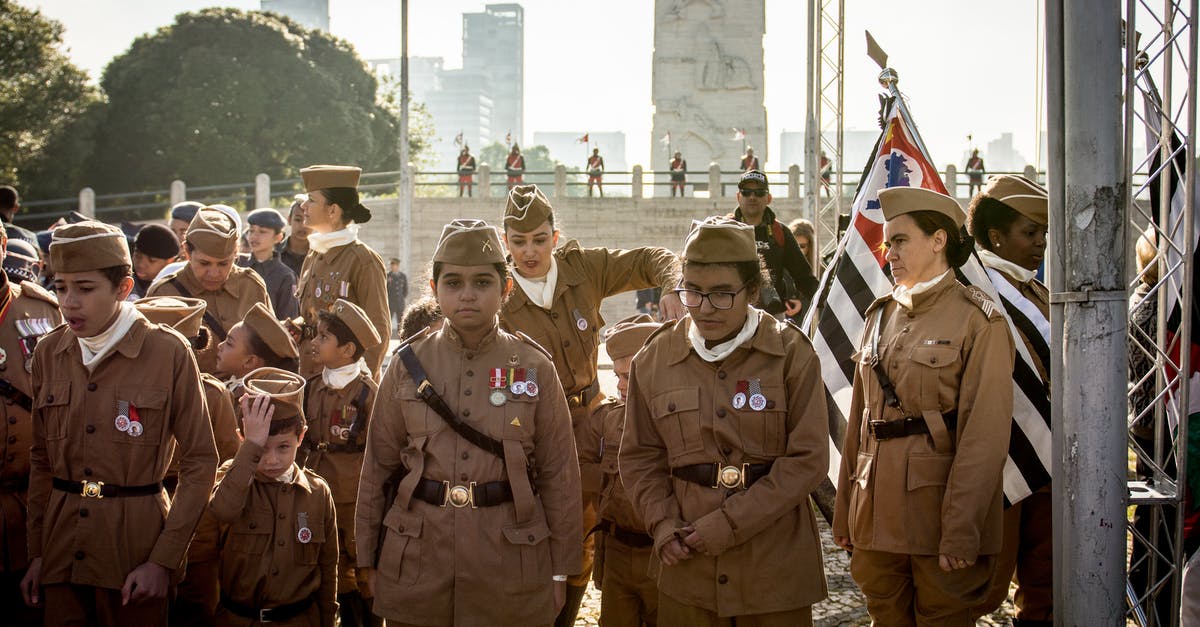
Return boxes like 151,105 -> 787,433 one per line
239,208 -> 299,321
207,367 -> 338,626
300,298 -> 380,626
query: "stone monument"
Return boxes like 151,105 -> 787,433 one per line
651,0 -> 767,194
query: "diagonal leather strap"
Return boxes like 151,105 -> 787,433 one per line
396,344 -> 506,461
169,278 -> 228,341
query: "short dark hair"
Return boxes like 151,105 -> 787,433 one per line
316,310 -> 366,360
244,326 -> 299,373
908,210 -> 974,268
100,265 -> 133,288
268,416 -> 305,437
431,261 -> 509,285
400,296 -> 442,340
0,186 -> 17,211
679,259 -> 769,306
966,196 -> 1021,252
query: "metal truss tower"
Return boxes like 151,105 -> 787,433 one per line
805,0 -> 844,267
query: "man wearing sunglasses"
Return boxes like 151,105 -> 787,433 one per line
731,170 -> 818,319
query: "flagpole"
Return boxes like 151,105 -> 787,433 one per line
398,0 -> 410,278
878,69 -> 936,165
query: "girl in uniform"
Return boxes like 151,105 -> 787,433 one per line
356,219 -> 582,627
215,302 -> 300,398
499,183 -> 682,625
619,216 -> 831,626
296,165 -> 390,378
832,186 -> 1015,625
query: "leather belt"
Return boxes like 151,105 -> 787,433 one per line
566,380 -> 601,409
868,411 -> 959,441
0,477 -> 29,493
413,477 -> 513,508
52,477 -> 162,499
670,462 -> 773,490
220,592 -> 315,623
595,519 -> 653,548
301,437 -> 365,455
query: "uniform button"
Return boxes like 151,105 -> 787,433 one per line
563,340 -> 571,347
74,551 -> 84,560
249,522 -> 257,529
668,402 -> 676,412
79,508 -> 88,518
528,534 -> 535,542
464,389 -> 472,396
716,408 -> 726,418
466,370 -> 474,377
552,312 -> 559,319
279,513 -> 286,520
46,395 -> 53,403
907,311 -> 916,319
7,435 -> 14,444
718,574 -> 729,584
721,446 -> 732,455
87,383 -> 97,392
463,409 -> 471,417
460,473 -> 468,481
766,400 -> 776,409
717,371 -> 726,380
85,425 -> 95,434
466,353 -> 475,360
83,467 -> 93,476
930,357 -> 938,364
461,452 -> 469,460
7,416 -> 15,424
277,540 -> 285,546
901,327 -> 910,334
271,567 -> 279,575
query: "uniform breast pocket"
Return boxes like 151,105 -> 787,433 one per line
395,380 -> 437,436
501,518 -> 552,594
650,387 -> 703,458
906,453 -> 955,538
378,506 -> 422,585
294,518 -> 327,565
908,345 -> 961,379
111,386 -> 168,446
226,511 -> 274,555
739,384 -> 787,457
35,381 -> 71,442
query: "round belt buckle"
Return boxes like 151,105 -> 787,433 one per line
717,466 -> 743,489
447,485 -> 472,508
82,481 -> 104,499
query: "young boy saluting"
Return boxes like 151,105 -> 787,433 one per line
207,367 -> 338,626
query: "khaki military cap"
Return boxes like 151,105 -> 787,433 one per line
878,186 -> 965,227
603,314 -> 660,360
503,184 -> 554,232
300,165 -> 361,192
186,207 -> 239,259
432,219 -> 505,266
330,298 -> 381,350
243,302 -> 299,360
241,366 -> 306,424
49,220 -> 132,273
682,216 -> 758,263
135,296 -> 206,339
980,174 -> 1048,226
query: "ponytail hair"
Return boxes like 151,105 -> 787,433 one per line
908,210 -> 974,268
322,187 -> 372,225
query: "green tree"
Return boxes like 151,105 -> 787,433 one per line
0,0 -> 100,196
78,8 -> 426,194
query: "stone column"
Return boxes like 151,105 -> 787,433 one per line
632,165 -> 643,199
479,164 -> 492,199
255,173 -> 270,209
788,164 -> 801,199
709,163 -> 723,198
79,187 -> 95,218
943,165 -> 957,198
170,180 -> 186,205
554,165 -> 567,198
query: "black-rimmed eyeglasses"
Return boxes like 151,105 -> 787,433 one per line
674,285 -> 747,310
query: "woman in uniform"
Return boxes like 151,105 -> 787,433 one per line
619,216 -> 831,626
296,165 -> 390,378
832,186 -> 1015,625
966,175 -> 1052,626
355,219 -> 582,627
499,183 -> 683,625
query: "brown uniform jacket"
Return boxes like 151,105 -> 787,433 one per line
0,280 -> 62,573
619,310 -> 830,615
579,398 -> 646,534
147,264 -> 272,374
207,443 -> 338,627
297,241 -> 390,378
168,374 -> 240,481
27,315 -> 218,589
833,273 -> 1016,562
355,324 -> 583,627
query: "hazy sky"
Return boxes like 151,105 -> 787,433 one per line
21,0 -> 1046,172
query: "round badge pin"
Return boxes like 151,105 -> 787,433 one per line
732,392 -> 747,410
114,415 -> 131,432
748,393 -> 767,412
127,421 -> 144,437
0,347 -> 8,368
525,382 -> 539,397
338,426 -> 350,440
297,527 -> 313,544
576,318 -> 588,331
511,381 -> 527,395
330,424 -> 342,437
489,390 -> 507,407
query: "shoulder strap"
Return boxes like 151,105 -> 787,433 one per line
397,345 -> 506,461
346,381 -> 372,443
771,221 -> 785,248
169,277 -> 228,341
867,308 -> 903,412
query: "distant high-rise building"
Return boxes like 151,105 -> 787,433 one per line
463,4 -> 524,145
260,0 -> 329,31
426,70 -> 495,165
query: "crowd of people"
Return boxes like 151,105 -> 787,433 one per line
0,161 -> 1137,627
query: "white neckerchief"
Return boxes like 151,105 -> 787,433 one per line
322,361 -> 361,390
307,225 -> 359,254
978,249 -> 1038,284
224,375 -> 244,392
892,269 -> 951,310
77,302 -> 139,372
687,307 -> 760,363
272,465 -> 296,483
512,256 -> 559,309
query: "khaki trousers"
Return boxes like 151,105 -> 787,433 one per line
972,487 -> 1053,621
657,592 -> 812,627
849,549 -> 994,627
599,537 -> 658,627
44,582 -> 169,627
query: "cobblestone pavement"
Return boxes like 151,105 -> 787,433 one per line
574,517 -> 1016,626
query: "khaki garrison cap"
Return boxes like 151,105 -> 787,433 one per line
50,221 -> 132,273
603,314 -> 660,360
330,298 -> 381,350
243,302 -> 299,360
187,208 -> 239,258
432,219 -> 505,266
503,184 -> 554,232
682,216 -> 758,263
241,367 -> 306,425
980,174 -> 1048,226
135,296 -> 206,339
878,186 -> 966,227
300,165 -> 361,192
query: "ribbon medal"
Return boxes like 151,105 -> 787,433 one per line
115,400 -> 131,432
748,378 -> 767,412
732,380 -> 748,410
125,403 -> 144,437
489,368 -> 507,407
0,347 -> 8,369
510,368 -> 527,395
525,367 -> 539,397
329,408 -> 347,439
297,512 -> 312,544
572,308 -> 588,332
340,405 -> 357,440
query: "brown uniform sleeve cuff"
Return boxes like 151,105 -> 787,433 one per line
692,510 -> 735,556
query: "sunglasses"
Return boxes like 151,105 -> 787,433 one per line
739,188 -> 768,198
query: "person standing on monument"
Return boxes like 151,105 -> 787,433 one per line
457,145 -> 478,198
670,151 -> 687,197
506,144 -> 526,190
587,148 -> 606,197
739,147 -> 760,172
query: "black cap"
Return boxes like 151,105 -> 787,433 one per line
246,208 -> 286,232
170,201 -> 204,222
738,170 -> 769,188
3,238 -> 40,283
134,223 -> 181,260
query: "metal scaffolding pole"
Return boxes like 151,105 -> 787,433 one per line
805,0 -> 844,269
804,0 -> 820,235
1049,0 -> 1129,623
398,0 -> 412,276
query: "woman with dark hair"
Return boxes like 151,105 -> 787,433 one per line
297,165 -> 390,378
966,175 -> 1053,626
833,186 -> 1015,625
619,216 -> 830,626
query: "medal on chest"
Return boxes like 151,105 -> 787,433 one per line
572,308 -> 588,332
747,378 -> 767,412
16,317 -> 52,373
525,367 -> 539,397
510,367 -> 527,395
732,380 -> 748,410
489,368 -> 507,407
297,511 -> 312,544
115,400 -> 144,436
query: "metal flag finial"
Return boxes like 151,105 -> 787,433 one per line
866,30 -> 889,70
